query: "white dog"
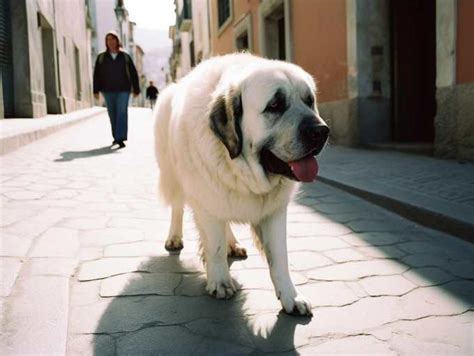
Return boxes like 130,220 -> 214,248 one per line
154,53 -> 329,316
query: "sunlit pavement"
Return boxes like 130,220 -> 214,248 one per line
1,108 -> 473,355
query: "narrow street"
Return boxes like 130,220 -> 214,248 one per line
1,108 -> 473,355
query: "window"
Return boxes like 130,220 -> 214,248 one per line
218,0 -> 231,28
259,0 -> 291,61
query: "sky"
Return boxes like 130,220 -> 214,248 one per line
122,0 -> 176,88
124,0 -> 176,31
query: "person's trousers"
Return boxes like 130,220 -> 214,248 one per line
102,91 -> 130,142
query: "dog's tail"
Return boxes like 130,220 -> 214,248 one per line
153,84 -> 183,206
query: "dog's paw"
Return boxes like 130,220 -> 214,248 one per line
280,293 -> 313,317
206,279 -> 236,299
227,243 -> 248,259
165,235 -> 183,251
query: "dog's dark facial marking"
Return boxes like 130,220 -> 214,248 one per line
231,89 -> 243,155
231,89 -> 243,120
263,89 -> 288,116
209,91 -> 243,159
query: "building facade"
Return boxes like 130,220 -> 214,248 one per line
133,44 -> 146,107
169,0 -> 473,161
169,0 -> 197,81
0,0 -> 94,118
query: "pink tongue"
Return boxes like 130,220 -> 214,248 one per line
288,156 -> 318,182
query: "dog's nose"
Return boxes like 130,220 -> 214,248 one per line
299,120 -> 330,155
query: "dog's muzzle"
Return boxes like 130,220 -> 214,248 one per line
259,118 -> 329,183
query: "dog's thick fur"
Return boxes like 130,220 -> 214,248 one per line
154,53 -> 328,316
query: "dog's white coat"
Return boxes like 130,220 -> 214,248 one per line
154,53 -> 320,315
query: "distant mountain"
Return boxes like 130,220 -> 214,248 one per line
134,28 -> 172,89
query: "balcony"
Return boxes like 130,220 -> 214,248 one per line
177,0 -> 192,32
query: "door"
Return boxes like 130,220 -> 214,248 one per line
0,0 -> 14,117
391,0 -> 436,142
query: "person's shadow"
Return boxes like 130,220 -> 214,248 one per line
54,145 -> 121,162
92,254 -> 311,355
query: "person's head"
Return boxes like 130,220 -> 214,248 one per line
105,31 -> 121,52
149,81 -> 154,86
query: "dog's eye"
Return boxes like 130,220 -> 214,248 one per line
264,98 -> 286,114
303,96 -> 314,108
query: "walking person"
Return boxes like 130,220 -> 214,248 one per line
146,81 -> 159,109
93,31 -> 140,148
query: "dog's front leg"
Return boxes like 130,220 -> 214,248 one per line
254,207 -> 313,316
194,208 -> 236,299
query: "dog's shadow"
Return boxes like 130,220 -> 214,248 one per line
92,254 -> 311,355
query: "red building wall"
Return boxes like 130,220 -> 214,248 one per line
456,0 -> 474,84
292,0 -> 348,103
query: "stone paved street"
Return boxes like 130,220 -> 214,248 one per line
1,108 -> 473,355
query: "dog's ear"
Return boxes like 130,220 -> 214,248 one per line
209,89 -> 243,159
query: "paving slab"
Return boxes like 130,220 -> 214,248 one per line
317,146 -> 474,241
1,276 -> 69,355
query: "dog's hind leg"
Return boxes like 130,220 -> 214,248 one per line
165,202 -> 184,251
225,223 -> 247,258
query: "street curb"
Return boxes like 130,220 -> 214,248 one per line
318,175 -> 474,243
0,107 -> 106,155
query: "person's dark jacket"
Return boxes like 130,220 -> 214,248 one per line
146,85 -> 159,100
93,51 -> 140,95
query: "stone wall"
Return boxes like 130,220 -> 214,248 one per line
318,99 -> 358,146
435,83 -> 474,160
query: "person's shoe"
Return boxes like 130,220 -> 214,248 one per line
118,141 -> 126,148
112,140 -> 118,146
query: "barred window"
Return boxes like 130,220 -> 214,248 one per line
218,0 -> 231,27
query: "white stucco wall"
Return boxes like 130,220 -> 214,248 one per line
192,0 -> 211,62
10,0 -> 92,117
54,0 -> 93,111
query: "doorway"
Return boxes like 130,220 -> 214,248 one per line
390,0 -> 436,142
0,0 -> 13,117
39,13 -> 61,114
235,31 -> 249,51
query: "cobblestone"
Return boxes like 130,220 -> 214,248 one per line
0,109 -> 473,355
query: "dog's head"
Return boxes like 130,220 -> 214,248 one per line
209,61 -> 329,183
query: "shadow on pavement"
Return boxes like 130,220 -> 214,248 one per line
54,145 -> 120,162
92,255 -> 311,355
295,183 -> 474,307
